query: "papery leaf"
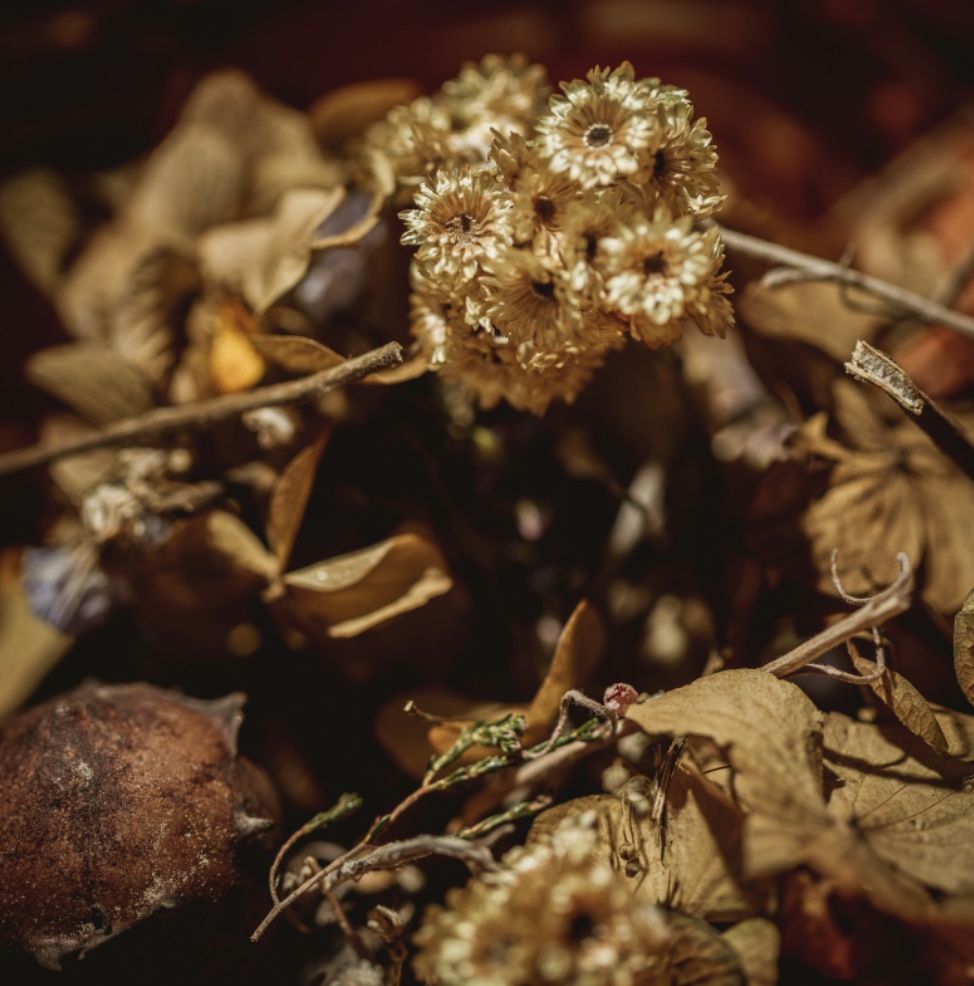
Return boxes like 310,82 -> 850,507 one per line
198,187 -> 344,316
626,669 -> 828,874
310,78 -> 421,147
282,533 -> 452,638
110,247 -> 201,384
0,550 -> 73,717
0,169 -> 80,295
821,713 -> 974,900
250,334 -> 345,375
26,343 -> 155,425
932,703 -> 974,760
530,762 -> 771,924
848,642 -> 948,753
954,589 -> 974,708
266,429 -> 331,571
721,919 -> 780,986
127,124 -> 244,243
524,599 -> 604,743
662,911 -> 746,986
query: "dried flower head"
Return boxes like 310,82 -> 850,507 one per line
640,98 -> 722,218
602,210 -> 731,346
400,165 -> 512,284
390,58 -> 734,412
537,63 -> 656,189
414,813 -> 671,986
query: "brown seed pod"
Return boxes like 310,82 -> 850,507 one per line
0,682 -> 280,972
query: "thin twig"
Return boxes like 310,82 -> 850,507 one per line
763,553 -> 913,678
0,342 -> 404,478
716,225 -> 974,341
845,340 -> 974,482
251,834 -> 496,942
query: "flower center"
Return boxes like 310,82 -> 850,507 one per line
446,213 -> 477,242
531,279 -> 555,300
653,149 -> 667,178
584,123 -> 612,148
643,251 -> 667,276
534,196 -> 556,225
568,910 -> 597,943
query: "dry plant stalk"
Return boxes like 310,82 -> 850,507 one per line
0,342 -> 403,478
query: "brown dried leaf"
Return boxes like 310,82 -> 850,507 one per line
266,429 -> 331,571
127,124 -> 244,244
625,669 -> 828,875
739,280 -> 880,363
848,642 -> 948,753
0,550 -> 72,719
310,78 -> 421,148
524,600 -> 604,743
26,343 -> 155,425
531,761 -> 770,924
282,533 -> 452,639
772,381 -> 974,613
820,714 -> 974,902
721,918 -> 780,986
932,703 -> 974,761
0,169 -> 80,295
250,334 -> 345,375
954,589 -> 974,708
198,187 -> 344,316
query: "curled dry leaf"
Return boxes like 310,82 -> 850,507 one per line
281,532 -> 452,639
523,599 -> 604,743
310,78 -> 422,148
954,589 -> 974,708
198,187 -> 345,317
265,428 -> 331,571
625,669 -> 829,876
250,334 -> 346,375
848,641 -> 948,753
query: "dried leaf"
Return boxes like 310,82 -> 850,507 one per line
932,703 -> 974,760
199,187 -> 344,316
0,551 -> 72,719
266,429 -> 331,571
282,533 -> 452,638
739,280 -> 880,363
26,343 -> 156,425
109,247 -> 201,384
0,169 -> 80,295
820,713 -> 974,901
626,669 -> 828,875
524,600 -> 604,742
721,918 -> 780,986
531,761 -> 770,924
126,124 -> 244,244
848,642 -> 948,753
954,589 -> 974,708
250,334 -> 346,375
310,78 -> 421,148
661,911 -> 746,986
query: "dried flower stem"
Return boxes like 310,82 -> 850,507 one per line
763,553 -> 914,678
251,834 -> 496,942
717,225 -> 974,341
845,340 -> 974,482
0,343 -> 404,478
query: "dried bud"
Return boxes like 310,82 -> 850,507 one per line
0,683 -> 280,973
603,682 -> 638,715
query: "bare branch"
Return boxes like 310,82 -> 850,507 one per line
0,342 -> 404,479
763,553 -> 913,678
251,834 -> 496,942
845,340 -> 974,482
717,225 -> 974,341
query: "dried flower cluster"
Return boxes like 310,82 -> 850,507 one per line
363,56 -> 732,412
413,813 -> 671,986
